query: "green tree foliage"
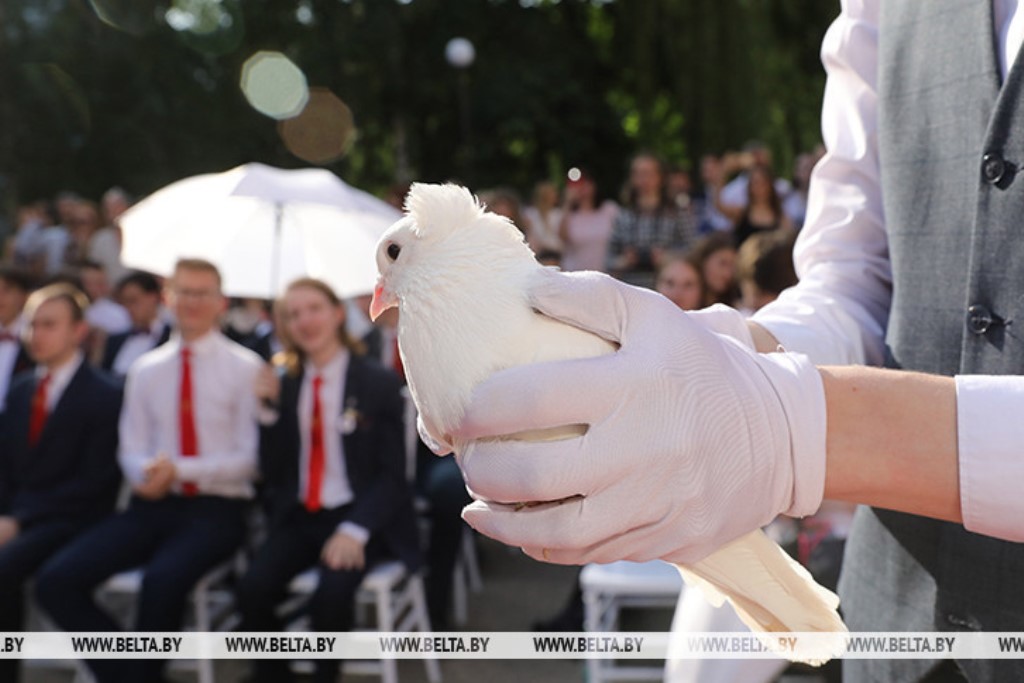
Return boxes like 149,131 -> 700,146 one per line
0,0 -> 837,209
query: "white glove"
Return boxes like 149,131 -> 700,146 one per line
688,303 -> 756,349
454,270 -> 827,565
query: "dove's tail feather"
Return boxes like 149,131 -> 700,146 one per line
674,529 -> 847,666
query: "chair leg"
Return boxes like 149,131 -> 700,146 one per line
452,562 -> 468,627
375,587 -> 399,683
409,576 -> 443,683
460,529 -> 483,593
582,589 -> 605,683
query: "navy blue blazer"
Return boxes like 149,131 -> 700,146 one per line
0,362 -> 122,528
100,323 -> 172,373
260,354 -> 421,571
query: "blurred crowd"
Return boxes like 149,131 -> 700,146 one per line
0,142 -> 827,683
465,141 -> 820,314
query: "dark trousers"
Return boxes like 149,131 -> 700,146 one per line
35,495 -> 247,683
0,519 -> 84,683
236,504 -> 380,683
419,454 -> 472,630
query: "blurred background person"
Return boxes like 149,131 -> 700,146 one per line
695,154 -> 734,235
689,232 -> 739,307
0,267 -> 33,412
36,258 -> 261,683
558,167 -> 618,273
91,187 -> 131,285
654,253 -> 704,311
710,162 -> 792,247
224,298 -> 276,361
666,165 -> 693,209
241,277 -> 420,683
523,180 -> 563,256
0,283 -> 122,683
717,140 -> 791,211
608,152 -> 696,286
7,202 -> 52,277
360,301 -> 474,631
100,270 -> 171,378
78,260 -> 130,336
735,229 -> 799,314
480,187 -> 533,243
40,192 -> 79,277
63,200 -> 102,267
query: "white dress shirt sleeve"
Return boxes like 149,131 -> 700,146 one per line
956,377 -> 1024,542
751,0 -> 1024,541
337,521 -> 370,545
118,364 -> 155,486
751,0 -> 891,367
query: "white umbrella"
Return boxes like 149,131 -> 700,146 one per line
119,162 -> 401,299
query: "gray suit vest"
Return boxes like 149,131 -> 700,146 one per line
838,2 -> 1024,681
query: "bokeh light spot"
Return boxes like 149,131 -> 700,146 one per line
278,88 -> 356,165
241,51 -> 310,120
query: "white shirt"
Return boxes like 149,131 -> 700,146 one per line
523,206 -> 565,253
297,350 -> 368,543
0,316 -> 25,412
751,0 -> 1024,543
35,351 -> 84,411
112,320 -> 166,377
118,330 -> 261,499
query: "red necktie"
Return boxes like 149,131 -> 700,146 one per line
305,375 -> 325,512
28,373 -> 51,448
391,334 -> 405,381
179,347 -> 198,496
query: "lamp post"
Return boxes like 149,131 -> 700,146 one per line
445,37 -> 475,180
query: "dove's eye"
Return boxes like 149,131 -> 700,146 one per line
386,243 -> 402,261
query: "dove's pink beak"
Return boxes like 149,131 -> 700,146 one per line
369,281 -> 397,321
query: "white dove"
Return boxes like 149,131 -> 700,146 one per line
369,183 -> 846,662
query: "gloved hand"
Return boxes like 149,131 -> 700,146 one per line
688,303 -> 756,349
454,270 -> 827,565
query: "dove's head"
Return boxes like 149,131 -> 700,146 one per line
370,182 -> 535,320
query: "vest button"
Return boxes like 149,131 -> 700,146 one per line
967,305 -> 993,335
982,153 -> 1008,184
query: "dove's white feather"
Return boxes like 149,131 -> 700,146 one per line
376,183 -> 847,664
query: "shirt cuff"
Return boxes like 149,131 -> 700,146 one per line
337,521 -> 370,545
956,375 -> 1024,542
119,455 -> 148,487
173,456 -> 204,483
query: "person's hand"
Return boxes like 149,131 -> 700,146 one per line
255,364 -> 281,405
453,269 -> 827,565
0,516 -> 19,546
321,532 -> 366,571
134,454 -> 176,500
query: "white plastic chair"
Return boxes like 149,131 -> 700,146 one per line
580,560 -> 683,683
286,560 -> 442,683
66,560 -> 238,683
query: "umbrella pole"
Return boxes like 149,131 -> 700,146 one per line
271,202 -> 283,296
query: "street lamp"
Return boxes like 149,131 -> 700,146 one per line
445,37 -> 476,69
445,37 -> 475,180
